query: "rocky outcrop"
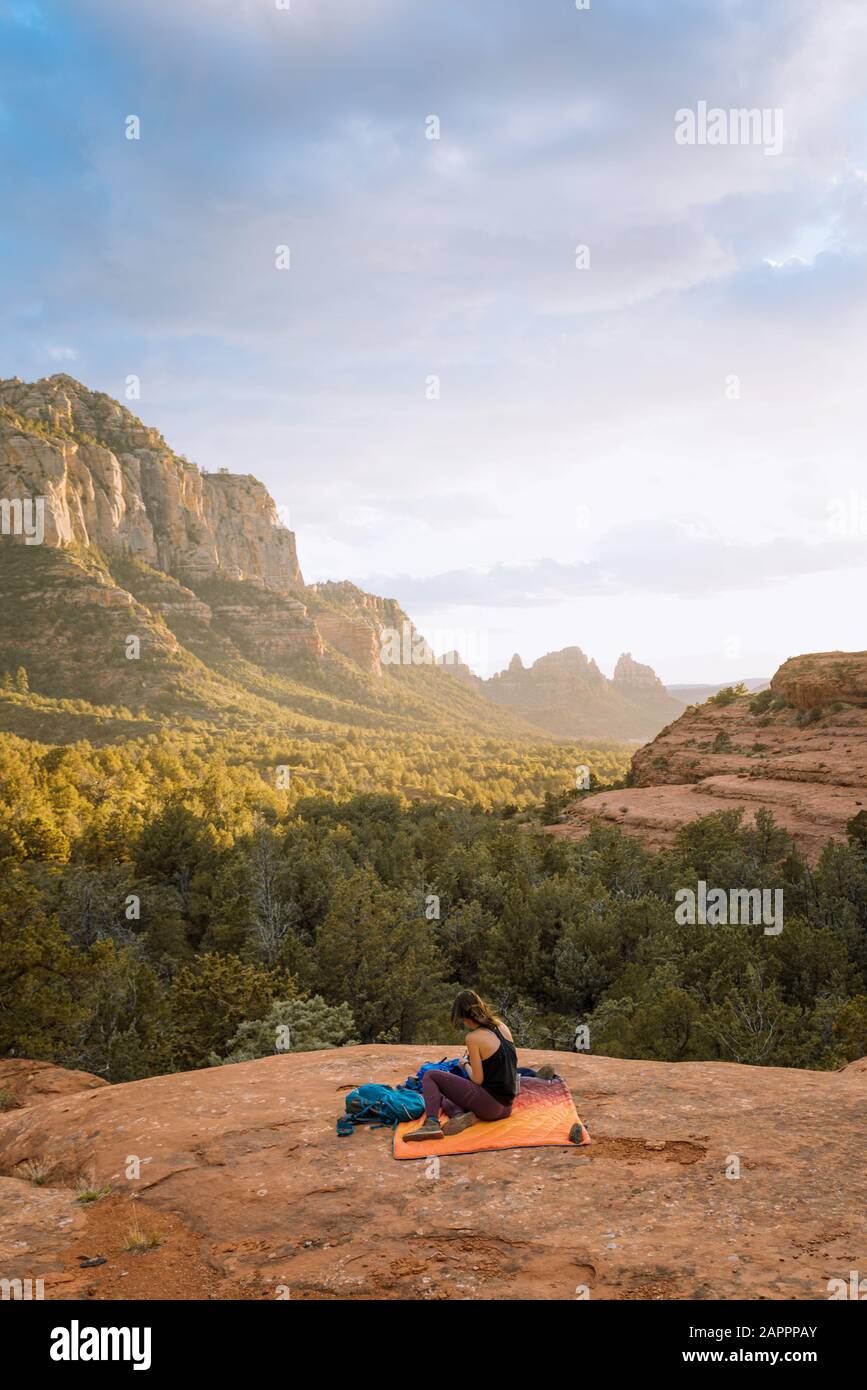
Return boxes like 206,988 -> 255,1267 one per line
0,1046 -> 863,1301
0,376 -> 304,594
309,581 -> 395,675
0,1060 -> 108,1110
612,651 -> 666,691
211,596 -> 324,665
549,777 -> 867,863
771,651 -> 867,712
308,581 -> 430,677
557,653 -> 867,860
437,650 -> 483,690
478,647 -> 682,742
0,381 -> 430,709
313,610 -> 381,673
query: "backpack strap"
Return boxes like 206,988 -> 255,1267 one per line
349,1103 -> 380,1125
338,1101 -> 384,1134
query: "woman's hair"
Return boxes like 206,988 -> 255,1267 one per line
451,989 -> 501,1031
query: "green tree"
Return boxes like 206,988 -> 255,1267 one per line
314,868 -> 444,1042
167,954 -> 294,1070
0,872 -> 103,1059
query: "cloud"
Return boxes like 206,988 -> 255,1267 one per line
7,0 -> 866,354
2,1 -> 867,678
353,520 -> 867,608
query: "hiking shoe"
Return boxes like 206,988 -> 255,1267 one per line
403,1116 -> 444,1142
536,1064 -> 557,1081
442,1111 -> 478,1137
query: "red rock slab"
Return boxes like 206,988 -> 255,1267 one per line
553,775 -> 867,862
0,1059 -> 108,1109
0,1047 -> 864,1301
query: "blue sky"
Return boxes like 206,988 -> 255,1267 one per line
2,0 -> 866,680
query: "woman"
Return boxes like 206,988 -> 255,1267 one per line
405,989 -> 518,1141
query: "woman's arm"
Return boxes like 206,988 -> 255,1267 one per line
466,1034 -> 484,1085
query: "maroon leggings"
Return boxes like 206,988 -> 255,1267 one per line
422,1069 -> 513,1122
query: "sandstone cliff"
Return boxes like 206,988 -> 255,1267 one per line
556,653 -> 867,861
1,1048 -> 863,1301
0,376 -> 304,593
0,375 -> 690,744
0,377 -> 543,737
307,581 -> 416,677
771,651 -> 867,711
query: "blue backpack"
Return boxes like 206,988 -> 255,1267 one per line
403,1057 -> 466,1092
336,1083 -> 425,1137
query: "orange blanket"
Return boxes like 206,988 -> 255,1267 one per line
393,1076 -> 591,1159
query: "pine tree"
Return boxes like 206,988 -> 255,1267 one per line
314,868 -> 444,1042
167,953 -> 294,1070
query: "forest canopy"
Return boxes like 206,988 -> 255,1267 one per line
1,726 -> 865,1084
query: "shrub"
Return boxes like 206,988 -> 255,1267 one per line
750,689 -> 776,715
796,707 -> 823,727
208,995 -> 357,1065
708,683 -> 748,707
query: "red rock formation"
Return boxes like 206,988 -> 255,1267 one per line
771,650 -> 867,712
557,652 -> 867,861
612,651 -> 667,691
313,610 -> 382,675
308,581 -> 423,676
0,1060 -> 107,1109
0,383 -> 415,700
480,647 -> 682,741
1,1047 -> 863,1300
207,595 -> 323,665
437,650 -> 483,690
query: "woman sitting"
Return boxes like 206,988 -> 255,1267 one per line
405,989 -> 518,1141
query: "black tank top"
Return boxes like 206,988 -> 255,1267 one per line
481,1025 -> 518,1105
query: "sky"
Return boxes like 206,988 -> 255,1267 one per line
1,0 -> 866,682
